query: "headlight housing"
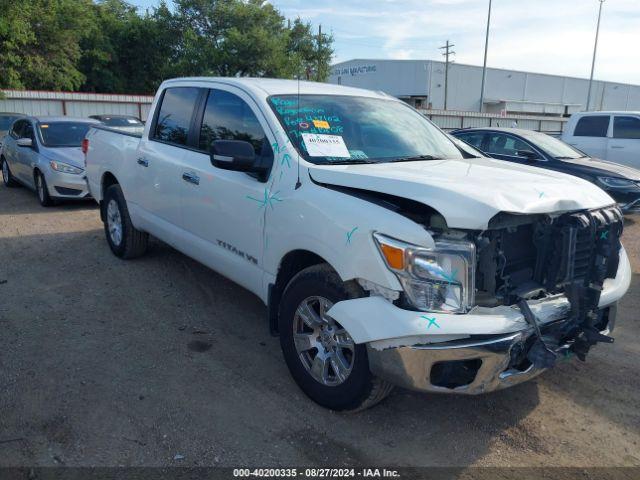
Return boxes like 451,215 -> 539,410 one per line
597,176 -> 639,189
49,160 -> 83,175
373,233 -> 475,313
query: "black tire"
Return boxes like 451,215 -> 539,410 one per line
279,264 -> 393,411
103,184 -> 148,259
35,170 -> 54,207
1,156 -> 19,187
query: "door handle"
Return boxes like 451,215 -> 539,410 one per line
610,145 -> 624,149
137,157 -> 149,167
182,172 -> 200,185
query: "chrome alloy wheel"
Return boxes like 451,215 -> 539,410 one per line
106,199 -> 123,246
293,296 -> 355,387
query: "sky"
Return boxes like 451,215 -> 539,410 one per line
129,0 -> 640,85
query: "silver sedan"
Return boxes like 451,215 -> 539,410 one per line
0,116 -> 99,206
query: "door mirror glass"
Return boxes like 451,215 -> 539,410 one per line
16,138 -> 33,148
210,140 -> 263,173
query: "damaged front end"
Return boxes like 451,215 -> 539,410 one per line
475,205 -> 623,368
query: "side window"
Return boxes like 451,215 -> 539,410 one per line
573,116 -> 610,137
11,120 -> 25,139
152,87 -> 200,146
613,116 -> 640,139
486,134 -> 533,157
198,89 -> 269,157
456,133 -> 485,148
23,122 -> 35,140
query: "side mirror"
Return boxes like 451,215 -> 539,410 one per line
517,149 -> 538,161
210,140 -> 263,173
17,138 -> 33,148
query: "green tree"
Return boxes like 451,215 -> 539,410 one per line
0,0 -> 93,91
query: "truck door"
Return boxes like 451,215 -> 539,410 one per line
566,115 -> 610,160
132,86 -> 201,242
608,115 -> 640,169
178,86 -> 274,295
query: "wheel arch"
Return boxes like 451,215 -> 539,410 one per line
268,249 -> 340,335
100,171 -> 119,221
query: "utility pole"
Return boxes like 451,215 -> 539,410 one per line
439,40 -> 455,110
586,0 -> 605,111
317,24 -> 322,81
479,0 -> 492,112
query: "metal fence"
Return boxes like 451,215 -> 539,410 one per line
0,90 -> 154,121
420,108 -> 567,135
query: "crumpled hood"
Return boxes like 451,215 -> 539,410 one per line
309,157 -> 616,229
41,147 -> 85,169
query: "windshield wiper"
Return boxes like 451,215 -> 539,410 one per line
556,156 -> 581,160
388,155 -> 443,163
323,159 -> 379,165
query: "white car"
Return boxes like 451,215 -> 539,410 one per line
83,78 -> 630,410
562,111 -> 640,169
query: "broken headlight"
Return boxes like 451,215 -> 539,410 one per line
373,233 -> 475,313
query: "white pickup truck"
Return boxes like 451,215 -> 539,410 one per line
84,78 -> 631,411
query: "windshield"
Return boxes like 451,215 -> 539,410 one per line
268,95 -> 463,164
521,132 -> 585,159
100,117 -> 143,127
0,116 -> 20,131
38,122 -> 93,147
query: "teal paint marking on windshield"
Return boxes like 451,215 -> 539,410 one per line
281,153 -> 292,168
246,188 -> 283,209
421,315 -> 440,329
443,268 -> 458,284
346,227 -> 358,245
600,231 -> 609,240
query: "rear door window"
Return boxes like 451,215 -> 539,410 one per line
10,120 -> 26,139
573,115 -> 610,137
152,87 -> 200,146
613,116 -> 640,139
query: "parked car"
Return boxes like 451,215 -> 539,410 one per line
0,112 -> 24,149
451,127 -> 640,214
562,111 -> 640,169
1,116 -> 99,206
84,78 -> 630,410
89,114 -> 145,135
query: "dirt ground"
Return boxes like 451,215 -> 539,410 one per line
0,184 -> 639,468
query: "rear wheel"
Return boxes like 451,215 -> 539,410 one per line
103,184 -> 148,259
278,264 -> 393,411
1,157 -> 18,187
35,171 -> 54,207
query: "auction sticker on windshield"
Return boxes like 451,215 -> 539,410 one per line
302,133 -> 350,158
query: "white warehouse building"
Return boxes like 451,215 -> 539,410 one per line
329,59 -> 640,116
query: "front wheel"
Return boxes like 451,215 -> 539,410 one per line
103,184 -> 148,259
1,157 -> 19,187
278,264 -> 393,411
35,171 -> 54,207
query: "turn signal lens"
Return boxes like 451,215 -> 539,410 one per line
379,243 -> 405,270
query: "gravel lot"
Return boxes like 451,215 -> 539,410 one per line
1,184 -> 639,468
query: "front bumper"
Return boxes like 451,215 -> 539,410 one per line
45,169 -> 91,199
327,247 -> 631,395
367,308 -> 614,394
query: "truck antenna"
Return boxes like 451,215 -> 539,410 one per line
295,72 -> 302,190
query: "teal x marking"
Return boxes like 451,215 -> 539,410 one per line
346,227 -> 358,245
246,188 -> 282,209
600,231 -> 609,240
421,315 -> 440,329
442,268 -> 458,284
281,153 -> 292,168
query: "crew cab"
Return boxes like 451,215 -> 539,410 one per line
83,78 -> 631,411
562,111 -> 640,169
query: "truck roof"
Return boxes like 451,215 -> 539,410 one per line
161,77 -> 393,101
30,116 -> 101,123
571,111 -> 640,116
